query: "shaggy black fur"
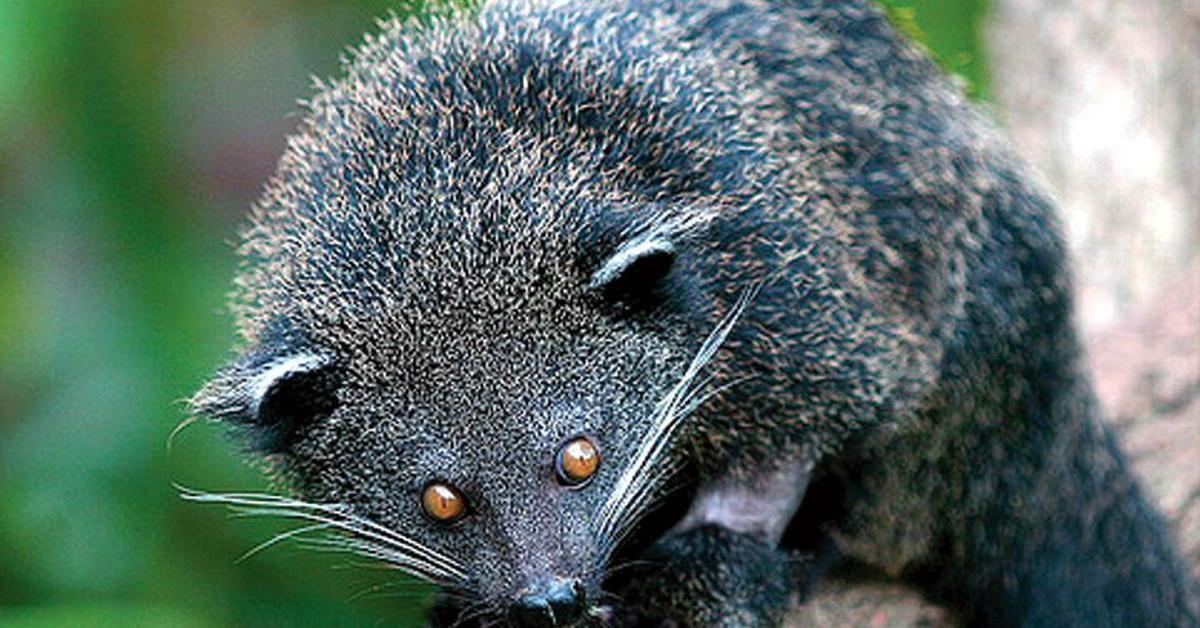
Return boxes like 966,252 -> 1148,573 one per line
193,0 -> 1200,625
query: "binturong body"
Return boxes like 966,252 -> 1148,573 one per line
190,0 -> 1200,626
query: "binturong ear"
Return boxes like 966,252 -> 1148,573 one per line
589,236 -> 677,304
191,349 -> 341,454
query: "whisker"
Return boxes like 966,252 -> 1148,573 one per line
601,463 -> 689,561
348,578 -> 437,603
178,485 -> 470,585
597,589 -> 629,606
595,285 -> 760,541
236,521 -> 336,563
181,488 -> 463,572
451,598 -> 497,628
309,535 -> 464,584
234,505 -> 463,577
670,372 -> 758,425
606,374 -> 760,533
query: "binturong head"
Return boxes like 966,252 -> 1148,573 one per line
187,1 -> 923,625
185,3 -> 769,624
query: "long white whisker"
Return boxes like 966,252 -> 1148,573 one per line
308,535 -> 462,584
602,376 -> 756,551
231,505 -> 466,578
178,486 -> 469,582
601,462 -> 681,555
595,285 -> 761,543
669,373 -> 757,424
237,521 -> 336,563
180,488 -> 457,565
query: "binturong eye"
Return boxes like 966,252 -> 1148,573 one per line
556,436 -> 600,487
422,482 -> 467,523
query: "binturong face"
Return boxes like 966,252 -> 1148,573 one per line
188,189 -> 752,625
187,2 -> 815,624
184,17 -> 770,616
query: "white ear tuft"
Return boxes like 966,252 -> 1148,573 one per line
249,353 -> 331,416
589,237 -> 676,290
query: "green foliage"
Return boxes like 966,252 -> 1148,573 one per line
0,1 -> 987,625
0,1 -> 437,626
879,0 -> 991,99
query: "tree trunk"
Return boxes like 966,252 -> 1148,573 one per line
989,0 -> 1200,334
788,1 -> 1200,623
988,0 -> 1200,572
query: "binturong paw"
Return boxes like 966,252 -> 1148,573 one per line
612,525 -> 806,628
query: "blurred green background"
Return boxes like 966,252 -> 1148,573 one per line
0,1 -> 986,626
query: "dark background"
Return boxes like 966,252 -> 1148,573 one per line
0,2 -> 987,626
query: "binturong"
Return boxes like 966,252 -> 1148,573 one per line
187,0 -> 1200,626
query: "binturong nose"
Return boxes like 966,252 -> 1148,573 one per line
509,577 -> 586,627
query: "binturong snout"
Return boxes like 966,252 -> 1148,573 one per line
509,577 -> 586,627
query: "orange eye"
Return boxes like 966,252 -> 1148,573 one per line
556,436 -> 600,486
422,482 -> 467,522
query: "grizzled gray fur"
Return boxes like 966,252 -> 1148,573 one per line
191,0 -> 1200,626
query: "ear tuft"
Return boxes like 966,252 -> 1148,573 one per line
589,237 -> 676,300
192,352 -> 340,454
